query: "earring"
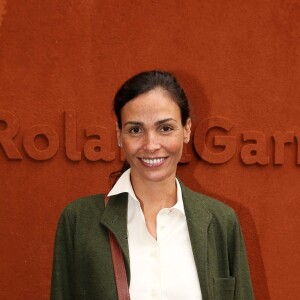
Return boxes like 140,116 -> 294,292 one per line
185,138 -> 190,144
118,142 -> 122,147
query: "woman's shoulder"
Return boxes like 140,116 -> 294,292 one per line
183,187 -> 241,236
60,194 -> 106,220
193,190 -> 233,213
181,182 -> 237,221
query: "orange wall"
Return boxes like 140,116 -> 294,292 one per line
1,1 -> 300,299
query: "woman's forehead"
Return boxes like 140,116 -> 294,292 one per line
123,90 -> 178,112
121,96 -> 181,123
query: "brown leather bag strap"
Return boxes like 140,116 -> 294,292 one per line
104,195 -> 130,300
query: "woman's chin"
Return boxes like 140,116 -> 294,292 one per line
134,168 -> 175,183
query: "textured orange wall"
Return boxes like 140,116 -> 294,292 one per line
1,1 -> 300,299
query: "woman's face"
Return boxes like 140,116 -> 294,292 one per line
117,88 -> 191,184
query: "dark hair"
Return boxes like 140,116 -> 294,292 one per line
114,70 -> 190,128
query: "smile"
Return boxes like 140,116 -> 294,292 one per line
140,157 -> 166,167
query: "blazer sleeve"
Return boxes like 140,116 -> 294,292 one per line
50,207 -> 74,300
228,212 -> 255,300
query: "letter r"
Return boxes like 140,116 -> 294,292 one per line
0,110 -> 22,160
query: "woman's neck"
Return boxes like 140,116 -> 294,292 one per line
130,173 -> 178,239
130,173 -> 177,216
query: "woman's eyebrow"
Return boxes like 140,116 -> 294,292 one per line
124,121 -> 143,126
124,118 -> 177,127
155,118 -> 177,125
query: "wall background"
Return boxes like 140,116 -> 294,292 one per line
1,0 -> 300,299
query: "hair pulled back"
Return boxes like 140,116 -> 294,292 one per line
114,70 -> 190,128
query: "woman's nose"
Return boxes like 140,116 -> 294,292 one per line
143,132 -> 160,152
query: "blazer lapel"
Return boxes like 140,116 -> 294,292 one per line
100,192 -> 130,282
181,181 -> 213,300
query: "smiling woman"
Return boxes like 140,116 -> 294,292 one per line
51,70 -> 254,300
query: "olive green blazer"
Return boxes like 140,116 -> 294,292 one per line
51,181 -> 254,300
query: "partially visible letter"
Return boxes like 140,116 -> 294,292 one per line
273,132 -> 295,165
84,126 -> 115,161
0,110 -> 22,159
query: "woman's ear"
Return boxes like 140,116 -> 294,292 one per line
116,122 -> 122,147
183,118 -> 192,143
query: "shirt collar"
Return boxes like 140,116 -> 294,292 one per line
108,169 -> 138,202
107,168 -> 185,215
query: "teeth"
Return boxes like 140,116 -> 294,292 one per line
142,158 -> 164,166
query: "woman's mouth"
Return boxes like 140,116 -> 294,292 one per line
140,157 -> 166,167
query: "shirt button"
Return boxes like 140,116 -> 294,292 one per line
160,225 -> 165,230
151,289 -> 158,297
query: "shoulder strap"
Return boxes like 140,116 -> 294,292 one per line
104,196 -> 130,300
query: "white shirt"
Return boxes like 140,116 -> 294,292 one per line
108,169 -> 202,300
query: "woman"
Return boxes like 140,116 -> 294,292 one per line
51,70 -> 254,300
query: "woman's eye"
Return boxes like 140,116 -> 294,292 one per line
129,127 -> 142,134
160,126 -> 173,132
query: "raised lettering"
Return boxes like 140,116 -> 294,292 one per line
23,125 -> 59,160
194,116 -> 236,164
0,110 -> 22,159
241,131 -> 270,165
65,110 -> 81,161
83,126 -> 115,161
273,131 -> 295,165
